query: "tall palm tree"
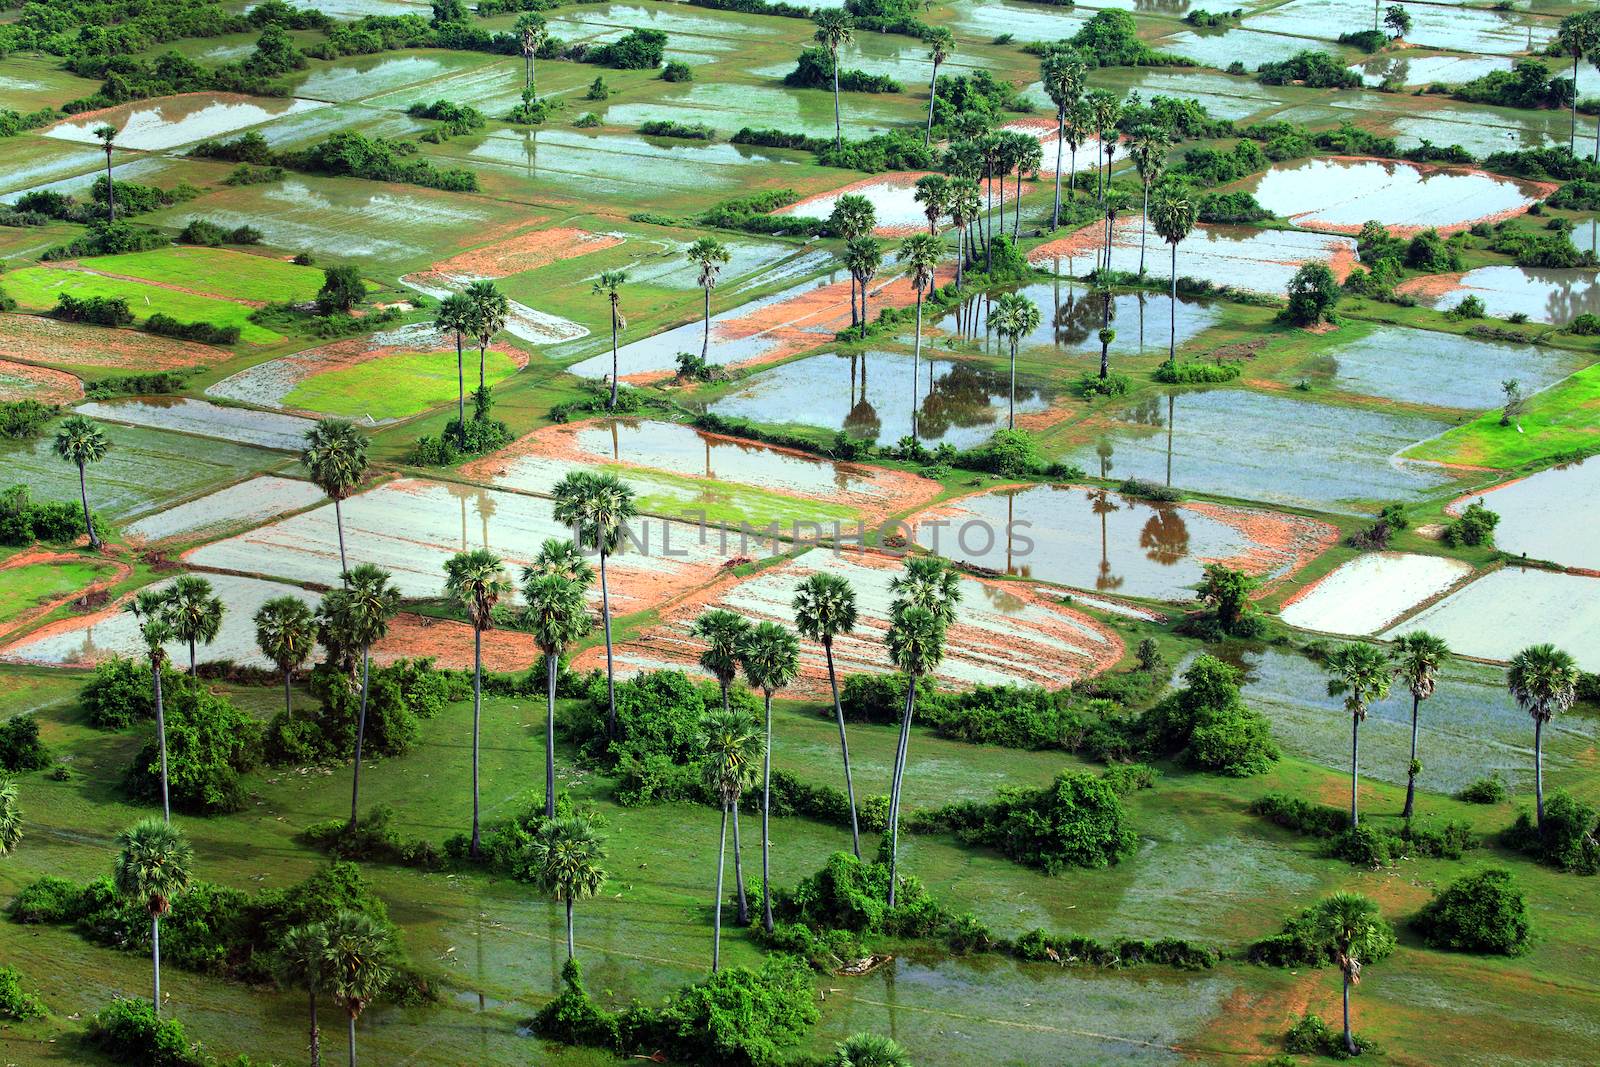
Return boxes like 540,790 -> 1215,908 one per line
324,910 -> 391,1067
433,293 -> 478,439
977,132 -> 1005,266
829,194 -> 877,326
300,420 -> 369,580
1324,643 -> 1393,829
700,707 -> 761,970
738,620 -> 800,934
947,178 -> 980,289
52,415 -> 109,550
913,174 -> 948,238
813,10 -> 855,149
1040,47 -> 1086,228
1088,91 -> 1121,205
332,564 -> 402,829
94,124 -> 118,222
523,568 -> 592,819
163,575 -> 223,675
793,573 -> 862,858
125,590 -> 175,822
1506,643 -> 1580,828
465,280 -> 508,395
1556,13 -> 1600,155
443,549 -> 511,857
255,596 -> 318,724
114,818 -> 193,1014
1063,98 -> 1091,206
884,603 -> 947,908
1128,127 -> 1170,276
276,923 -> 331,1067
552,471 -> 636,740
1312,893 -> 1390,1057
515,12 -> 548,90
592,271 -> 627,410
1391,631 -> 1449,819
530,814 -> 608,960
1150,194 -> 1197,369
923,28 -> 953,144
1012,134 -> 1042,240
0,778 -> 21,856
989,291 -> 1041,428
692,608 -> 754,923
1097,325 -> 1116,382
845,237 -> 882,341
897,233 -> 942,440
687,236 -> 731,363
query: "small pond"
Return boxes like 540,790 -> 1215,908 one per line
935,284 -> 1221,359
1401,265 -> 1600,325
1308,325 -> 1579,408
1467,459 -> 1600,571
1243,158 -> 1543,233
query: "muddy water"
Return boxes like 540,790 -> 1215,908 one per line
1385,567 -> 1600,670
466,128 -> 794,195
1065,389 -> 1458,511
1243,0 -> 1553,55
295,54 -> 464,103
707,350 -> 1049,449
1471,459 -> 1600,571
75,397 -> 317,452
1243,158 -> 1541,232
604,83 -> 905,141
1405,265 -> 1600,325
1310,326 -> 1579,408
45,95 -> 325,151
936,284 -> 1220,358
1390,105 -> 1595,158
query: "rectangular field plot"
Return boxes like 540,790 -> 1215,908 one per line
75,247 -> 327,305
75,398 -> 318,452
1469,460 -> 1600,571
1303,325 -> 1581,409
602,83 -> 910,142
0,314 -> 220,373
43,94 -> 326,151
0,138 -> 115,196
121,476 -> 325,545
1278,552 -> 1475,636
1242,0 -> 1553,55
1,267 -> 283,344
292,51 -> 504,104
1385,567 -> 1600,671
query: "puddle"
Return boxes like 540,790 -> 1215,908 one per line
44,94 -> 326,151
1279,551 -> 1473,635
122,476 -> 325,545
1243,0 -> 1554,55
1466,460 -> 1600,571
75,397 -> 316,451
1385,567 -> 1600,670
935,284 -> 1222,358
707,349 -> 1049,450
911,484 -> 1334,601
1355,54 -> 1510,87
1396,265 -> 1600,325
1064,389 -> 1461,512
1309,325 -> 1579,408
1242,157 -> 1546,234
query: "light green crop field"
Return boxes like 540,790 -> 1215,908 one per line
0,559 -> 115,624
1406,362 -> 1600,469
1,266 -> 284,344
283,348 -> 523,420
78,247 -> 327,305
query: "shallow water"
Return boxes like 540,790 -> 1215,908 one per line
1155,28 -> 1330,72
1243,0 -> 1553,55
295,54 -> 468,103
74,397 -> 317,451
246,0 -> 428,17
1389,105 -> 1594,158
954,0 -> 1089,42
0,143 -> 109,196
614,237 -> 792,291
44,95 -> 325,151
1404,264 -> 1600,325
603,83 -> 905,141
1243,158 -> 1540,231
465,128 -> 793,194
1355,54 -> 1510,88
936,284 -> 1221,359
1310,325 -> 1578,408
122,475 -> 325,544
708,350 -> 1050,449
1385,566 -> 1600,670
1279,551 -> 1473,635
1064,389 -> 1459,511
1471,459 -> 1600,570
776,175 -> 935,232
242,101 -> 427,148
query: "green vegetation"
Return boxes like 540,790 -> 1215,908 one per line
283,349 -> 519,420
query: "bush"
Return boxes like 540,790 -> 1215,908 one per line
316,264 -> 366,314
1282,262 -> 1339,325
1151,360 -> 1241,384
223,163 -> 283,185
1337,28 -> 1387,52
638,119 -> 715,140
1456,773 -> 1508,804
0,399 -> 54,441
1190,563 -> 1264,638
1136,655 -> 1279,776
0,483 -> 93,546
176,218 -> 262,246
1284,1011 -> 1376,1058
1504,790 -> 1600,873
82,657 -> 170,729
52,292 -> 133,326
124,685 -> 263,815
1413,868 -> 1530,955
88,999 -> 205,1066
839,672 -> 936,724
959,427 -> 1045,477
0,965 -> 45,1020
1250,897 -> 1396,970
0,715 -> 51,772
1258,50 -> 1362,89
145,314 -> 241,345
264,663 -> 424,766
585,28 -> 666,69
303,803 -> 445,870
785,46 -> 901,94
1404,228 -> 1462,272
1442,500 -> 1498,547
1195,190 -> 1271,223
925,770 -> 1137,873
1569,312 -> 1600,336
1445,294 -> 1486,320
661,60 -> 692,82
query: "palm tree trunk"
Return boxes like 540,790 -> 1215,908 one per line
105,149 -> 115,223
283,667 -> 294,720
886,679 -> 917,908
1139,180 -> 1149,276
1535,717 -> 1545,828
911,295 -> 923,441
1167,244 -> 1178,366
1349,714 -> 1361,829
1068,140 -> 1078,204
154,667 -> 170,823
309,988 -> 321,1067
1099,337 -> 1109,380
731,801 -> 749,924
1013,169 -> 1022,240
77,461 -> 98,549
545,651 -> 558,819
955,226 -> 965,289
608,311 -> 619,410
333,498 -> 349,582
348,1014 -> 357,1067
349,648 -> 370,830
701,285 -> 711,360
455,333 -> 465,438
565,898 -> 574,961
600,550 -> 617,739
189,638 -> 196,676
1008,339 -> 1017,429
924,63 -> 938,144
525,52 -> 532,87
151,915 -> 161,1012
859,279 -> 868,340
1573,54 -> 1580,154
832,60 -> 842,149
531,54 -> 537,94
1052,111 -> 1065,228
713,803 -> 728,971
823,639 -> 861,859
761,692 -> 774,933
850,275 -> 859,327
470,626 -> 483,857
1343,969 -> 1355,1055
1402,693 -> 1419,819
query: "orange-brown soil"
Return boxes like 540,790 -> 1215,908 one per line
419,225 -> 623,281
0,549 -> 131,643
1394,270 -> 1466,303
0,359 -> 83,405
0,313 -> 217,371
371,613 -> 539,671
1184,500 -> 1340,595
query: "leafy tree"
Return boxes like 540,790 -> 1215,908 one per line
530,814 -> 608,960
592,271 -> 627,410
274,922 -> 330,1067
1324,643 -> 1393,828
897,232 -> 942,440
988,292 -> 1041,429
813,10 -> 855,148
114,818 -> 194,1014
793,573 -> 862,858
125,589 -> 174,822
0,778 -> 21,855
687,236 -> 731,362
1506,643 -> 1579,828
552,471 -> 637,740
465,280 -> 508,394
325,564 -> 402,829
1194,563 -> 1259,637
1285,262 -> 1339,326
432,293 -> 478,439
255,595 -> 318,723
443,549 -> 510,857
739,620 -> 800,933
1383,3 -> 1411,39
163,574 -> 222,675
1150,194 -> 1197,366
523,551 -> 592,818
692,608 -> 754,922
300,420 -> 368,578
324,909 -> 391,1067
52,415 -> 109,549
701,707 -> 761,970
1413,868 -> 1529,955
315,265 -> 366,315
1391,631 -> 1449,819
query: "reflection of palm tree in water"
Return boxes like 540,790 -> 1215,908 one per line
1089,488 -> 1123,592
1166,392 -> 1176,488
521,130 -> 537,179
844,353 -> 881,442
475,490 -> 497,549
446,481 -> 475,551
918,360 -> 1038,441
1532,268 -> 1600,325
1095,436 -> 1114,480
1139,504 -> 1190,565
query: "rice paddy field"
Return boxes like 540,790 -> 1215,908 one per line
5,0 -> 1600,1063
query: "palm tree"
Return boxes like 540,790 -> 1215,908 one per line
738,620 -> 800,934
323,910 -> 391,1067
1063,98 -> 1091,206
947,178 -> 980,289
913,174 -> 948,238
1128,127 -> 1170,276
53,415 -> 109,550
831,1032 -> 911,1067
897,233 -> 942,439
701,707 -> 761,970
923,28 -> 953,144
0,778 -> 21,856
1391,631 -> 1449,820
552,471 -> 636,740
829,194 -> 877,326
276,923 -> 330,1067
1150,194 -> 1197,369
1557,13 -> 1600,154
300,420 -> 369,580
465,280 -> 508,395
125,590 -> 175,822
114,818 -> 193,1014
530,814 -> 608,961
1506,643 -> 1580,828
1311,893 -> 1390,1057
163,575 -> 223,675
1012,134 -> 1042,240
989,291 -> 1041,429
884,603 -> 947,908
592,271 -> 627,410
1097,325 -> 1116,381
692,608 -> 754,923
793,573 -> 862,859
514,12 -> 548,90
433,293 -> 478,439
1324,643 -> 1393,829
94,124 -> 118,222
523,568 -> 592,819
1040,47 -> 1086,228
332,564 -> 402,829
813,10 -> 855,149
845,237 -> 882,341
687,236 -> 731,362
1088,91 -> 1121,204
255,596 -> 318,724
443,549 -> 511,857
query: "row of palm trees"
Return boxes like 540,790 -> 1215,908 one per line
431,281 -> 510,438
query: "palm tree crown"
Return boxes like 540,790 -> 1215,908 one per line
739,621 -> 801,696
300,419 -> 368,502
793,573 -> 858,647
163,575 -> 224,672
254,596 -> 318,680
0,778 -> 22,855
115,818 -> 193,917
443,549 -> 510,631
693,609 -> 752,699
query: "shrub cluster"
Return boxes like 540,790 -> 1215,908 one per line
0,965 -> 45,1020
0,483 -> 92,546
1250,792 -> 1476,867
1248,897 -> 1396,968
177,218 -> 262,246
1412,868 -> 1531,954
265,661 -> 454,766
1258,50 -> 1361,89
1504,790 -> 1600,873
123,685 -> 263,815
1151,360 -> 1241,384
145,314 -> 242,345
785,46 -> 902,93
0,716 -> 52,773
303,803 -> 446,870
1284,1011 -> 1378,1059
1442,500 -> 1499,548
52,293 -> 133,326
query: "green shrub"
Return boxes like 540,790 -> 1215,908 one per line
1442,500 -> 1499,547
1151,360 -> 1242,384
264,663 -> 422,766
124,686 -> 262,815
0,715 -> 51,772
661,60 -> 692,81
315,264 -> 366,314
6,875 -> 82,924
1284,1011 -> 1376,1058
1568,312 -> 1600,336
1445,294 -> 1487,320
0,399 -> 56,440
81,657 -> 184,729
959,427 -> 1045,477
584,28 -> 667,69
87,998 -> 205,1066
52,292 -> 133,326
1456,773 -> 1508,804
303,804 -> 446,870
1250,896 -> 1396,970
1282,262 -> 1340,325
1413,868 -> 1530,955
1135,655 -> 1279,776
838,672 -> 935,724
1258,50 -> 1361,89
951,770 -> 1137,873
0,965 -> 45,1020
1504,790 -> 1600,873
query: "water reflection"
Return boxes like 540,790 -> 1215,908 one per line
937,283 -> 1215,360
1403,264 -> 1600,325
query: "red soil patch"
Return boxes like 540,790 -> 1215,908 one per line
421,226 -> 622,281
1003,117 -> 1107,177
1184,501 -> 1339,595
1394,270 -> 1466,303
1027,222 -> 1109,265
0,313 -> 217,371
0,549 -> 131,643
0,359 -> 83,405
371,613 -> 539,672
1030,220 -> 1358,283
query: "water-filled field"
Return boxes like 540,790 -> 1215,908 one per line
1400,265 -> 1600,325
1386,567 -> 1600,670
936,284 -> 1222,357
43,94 -> 326,150
1242,158 -> 1544,234
1278,552 -> 1474,636
1308,325 -> 1580,408
1468,460 -> 1600,571
75,398 -> 317,451
121,476 -> 325,545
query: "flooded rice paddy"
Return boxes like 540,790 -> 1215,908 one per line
936,284 -> 1222,359
1242,0 -> 1553,55
44,94 -> 326,151
1278,551 -> 1474,636
464,128 -> 797,195
1153,29 -> 1312,73
121,476 -> 325,545
953,0 -> 1087,43
293,53 -> 489,104
1309,325 -> 1580,408
1398,265 -> 1600,325
1385,567 -> 1600,670
1466,460 -> 1600,571
1242,158 -> 1545,234
602,83 -> 906,142
777,174 -> 942,235
74,398 -> 317,451
1355,54 -> 1510,88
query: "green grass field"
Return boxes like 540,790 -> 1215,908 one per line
282,349 -> 522,420
1405,362 -> 1600,469
2,266 -> 283,344
79,247 -> 326,305
0,559 -> 114,624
